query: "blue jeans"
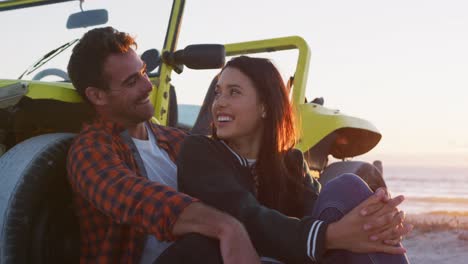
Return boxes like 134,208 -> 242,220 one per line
307,173 -> 410,264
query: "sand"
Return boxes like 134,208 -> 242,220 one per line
403,213 -> 468,264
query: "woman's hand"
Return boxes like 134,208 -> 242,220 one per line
324,188 -> 410,254
381,222 -> 414,246
360,188 -> 413,245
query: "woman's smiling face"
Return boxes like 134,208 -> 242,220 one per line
212,67 -> 265,143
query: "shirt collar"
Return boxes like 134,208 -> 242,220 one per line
84,116 -> 127,134
220,140 -> 255,167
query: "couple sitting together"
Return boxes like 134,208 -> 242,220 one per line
66,26 -> 412,263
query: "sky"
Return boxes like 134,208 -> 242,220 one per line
1,0 -> 467,167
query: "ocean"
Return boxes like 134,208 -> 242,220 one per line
178,104 -> 201,127
385,165 -> 468,214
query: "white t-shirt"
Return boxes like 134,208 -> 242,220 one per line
133,125 -> 177,264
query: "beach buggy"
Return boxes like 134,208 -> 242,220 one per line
0,0 -> 385,262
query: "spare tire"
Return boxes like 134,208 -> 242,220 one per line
319,160 -> 386,192
0,133 -> 79,264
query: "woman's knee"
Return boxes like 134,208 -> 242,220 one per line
324,173 -> 373,197
314,173 -> 374,216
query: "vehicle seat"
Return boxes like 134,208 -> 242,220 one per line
11,97 -> 93,146
191,75 -> 218,135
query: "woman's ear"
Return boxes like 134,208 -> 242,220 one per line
85,86 -> 107,106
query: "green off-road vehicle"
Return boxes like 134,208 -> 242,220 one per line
0,0 -> 384,262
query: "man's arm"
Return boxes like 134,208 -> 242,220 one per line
68,132 -> 259,263
67,132 -> 196,241
173,202 -> 260,264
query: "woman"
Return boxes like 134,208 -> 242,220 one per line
175,56 -> 411,264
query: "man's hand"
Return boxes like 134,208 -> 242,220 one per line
325,189 -> 409,254
218,218 -> 260,264
173,202 -> 260,264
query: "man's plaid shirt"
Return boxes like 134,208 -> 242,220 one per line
67,118 -> 197,263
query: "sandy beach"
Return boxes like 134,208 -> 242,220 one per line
403,213 -> 468,263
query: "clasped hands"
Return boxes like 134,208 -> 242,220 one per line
327,187 -> 413,254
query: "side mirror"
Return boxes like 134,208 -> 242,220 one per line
141,49 -> 161,73
66,9 -> 108,29
163,44 -> 225,73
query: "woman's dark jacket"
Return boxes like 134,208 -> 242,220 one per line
175,135 -> 327,264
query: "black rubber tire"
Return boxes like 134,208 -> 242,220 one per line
0,133 -> 79,264
319,160 -> 386,192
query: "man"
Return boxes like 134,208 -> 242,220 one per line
66,27 -> 259,264
67,27 -> 411,264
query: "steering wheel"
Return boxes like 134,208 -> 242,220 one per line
32,68 -> 70,81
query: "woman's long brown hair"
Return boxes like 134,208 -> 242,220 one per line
214,56 -> 306,217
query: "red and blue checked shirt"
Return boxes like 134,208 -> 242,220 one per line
67,118 -> 197,263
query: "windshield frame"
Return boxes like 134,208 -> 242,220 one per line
0,0 -> 74,12
0,0 -> 173,82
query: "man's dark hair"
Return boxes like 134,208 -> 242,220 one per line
67,27 -> 137,103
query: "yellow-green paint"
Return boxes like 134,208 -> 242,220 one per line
0,80 -> 20,88
295,103 -> 381,154
153,0 -> 185,126
0,0 -> 73,10
0,79 -> 82,102
0,0 -> 44,9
